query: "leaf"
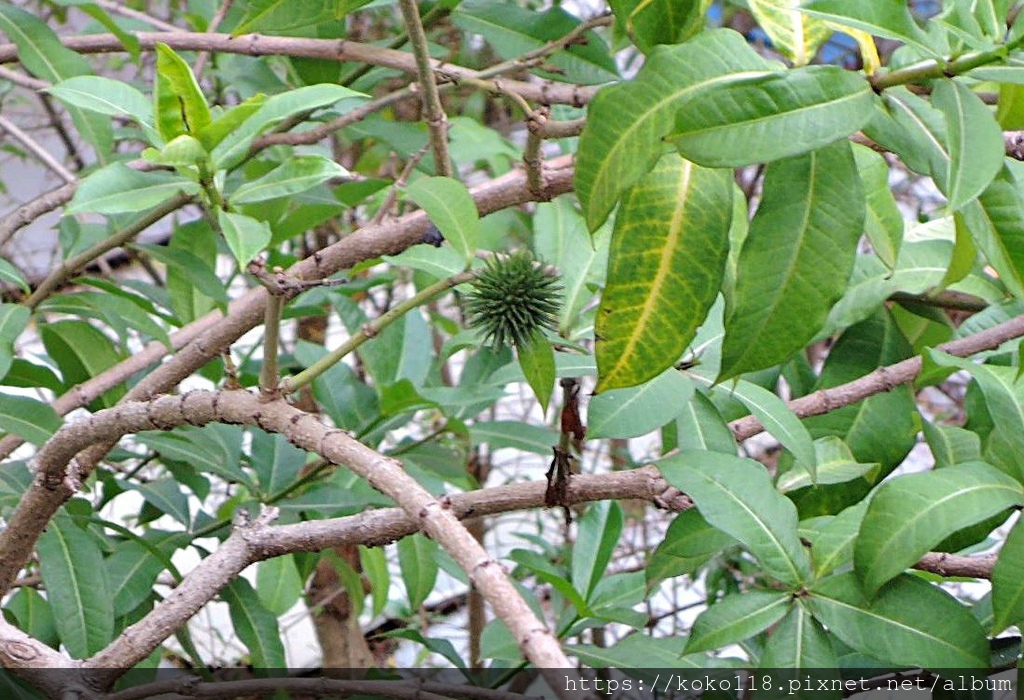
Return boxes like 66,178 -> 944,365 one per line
720,141 -> 864,378
992,518 -> 1024,633
956,166 -> 1024,301
154,43 -> 211,140
137,425 -> 251,487
143,134 -> 208,168
197,94 -> 266,151
249,430 -> 306,497
106,535 -> 182,617
646,509 -> 736,587
361,546 -> 390,617
257,555 -> 303,616
384,244 -> 467,281
808,572 -> 989,668
571,634 -> 741,669
37,516 -> 113,658
856,462 -> 1021,594
6,587 -> 58,649
230,155 -> 350,204
218,211 -> 272,267
0,304 -> 29,380
469,421 -> 558,455
572,501 -> 623,600
931,80 -> 1005,211
67,163 -> 198,215
129,479 -> 191,527
575,29 -> 770,230
221,577 -> 287,667
715,378 -> 816,472
135,243 -> 229,305
397,534 -> 439,610
405,177 -> 478,264
777,437 -> 878,493
587,368 -> 693,439
0,394 -> 61,445
749,0 -> 833,66
45,76 -> 153,126
235,0 -> 365,35
853,144 -> 902,269
0,259 -> 29,294
803,501 -> 867,579
668,66 -> 874,168
595,154 -> 732,391
686,590 -> 792,654
799,0 -> 935,56
42,320 -> 125,409
922,421 -> 982,469
659,451 -> 812,587
759,604 -> 840,686
608,0 -> 708,54
671,390 -> 736,455
518,333 -> 555,412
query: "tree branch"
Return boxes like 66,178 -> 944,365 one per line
399,0 -> 452,177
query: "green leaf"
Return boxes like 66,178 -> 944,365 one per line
361,545 -> 390,618
0,259 -> 29,295
137,425 -> 250,487
748,0 -> 833,66
67,163 -> 198,215
218,210 -> 272,267
41,320 -> 125,409
397,534 -> 439,610
715,378 -> 816,472
6,587 -> 58,649
257,555 -> 303,616
799,0 -> 935,56
608,0 -> 709,54
235,0 -> 372,35
405,177 -> 478,264
853,144 -> 902,268
923,421 -> 982,469
671,390 -> 736,454
469,421 -> 558,455
992,518 -> 1024,633
931,80 -> 1005,211
518,333 -> 555,412
803,501 -> 867,578
572,501 -> 623,600
197,94 -> 266,151
575,29 -> 770,230
856,462 -> 1022,594
106,535 -> 182,617
129,479 -> 191,527
143,134 -> 208,168
37,516 -> 113,658
0,304 -> 29,380
230,155 -> 350,205
384,244 -> 467,281
0,394 -> 61,446
685,590 -> 791,653
668,66 -> 874,168
956,166 -> 1024,301
759,603 -> 840,684
867,87 -> 949,178
660,451 -> 812,587
808,572 -> 989,668
45,76 -> 153,125
595,154 -> 732,391
154,43 -> 211,140
720,141 -> 864,378
249,430 -> 306,496
221,577 -> 287,667
588,368 -> 693,439
646,509 -> 736,587
571,634 -> 740,669
135,243 -> 229,305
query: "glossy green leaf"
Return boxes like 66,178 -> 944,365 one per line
41,320 -> 125,409
720,142 -> 864,378
0,394 -> 61,446
6,587 -> 58,649
669,66 -> 874,168
588,368 -> 693,439
672,390 -> 736,455
575,29 -> 770,230
646,509 -> 736,587
45,76 -> 153,125
923,421 -> 982,469
518,333 -> 555,412
777,437 -> 878,493
130,479 -> 190,527
803,501 -> 867,578
235,0 -> 367,35
385,244 -> 468,281
808,573 -> 989,668
405,177 -> 478,264
197,94 -> 266,151
608,0 -> 708,54
154,43 -> 211,140
38,516 -> 113,658
992,518 -> 1024,633
856,461 -> 1022,594
143,134 -> 207,168
249,430 -> 306,496
67,163 -> 198,215
686,590 -> 791,653
749,0 -> 832,65
957,166 -> 1024,301
931,80 -> 1004,211
106,535 -> 181,617
221,577 -> 287,667
714,378 -> 816,472
595,154 -> 731,391
231,155 -> 349,204
853,144 -> 902,268
257,555 -> 303,616
799,0 -> 935,55
398,534 -> 439,610
660,451 -> 812,586
868,88 -> 947,178
218,210 -> 272,267
759,603 -> 840,676
572,501 -> 623,600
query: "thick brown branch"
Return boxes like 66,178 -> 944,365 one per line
399,0 -> 452,177
913,552 -> 997,578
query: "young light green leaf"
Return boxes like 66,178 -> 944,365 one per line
595,154 -> 732,391
45,75 -> 153,125
67,163 -> 198,215
808,572 -> 989,668
777,437 -> 878,493
931,80 -> 1004,212
196,94 -> 266,151
748,0 -> 832,66
669,66 -> 874,168
221,577 -> 287,667
154,43 -> 211,140
143,134 -> 208,168
646,508 -> 736,587
0,394 -> 62,446
230,155 -> 350,205
992,518 -> 1024,633
720,142 -> 864,378
572,501 -> 623,600
659,451 -> 812,587
518,332 -> 555,412
799,0 -> 935,56
575,29 -> 771,230
856,461 -> 1022,594
398,534 -> 439,610
588,368 -> 693,439
405,177 -> 478,264
685,590 -> 791,653
218,211 -> 272,268
37,516 -> 114,658
234,0 -> 371,35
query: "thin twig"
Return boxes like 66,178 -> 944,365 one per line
93,0 -> 184,32
0,115 -> 76,184
372,142 -> 431,225
191,0 -> 234,77
0,64 -> 48,91
524,107 -> 549,199
399,0 -> 452,177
